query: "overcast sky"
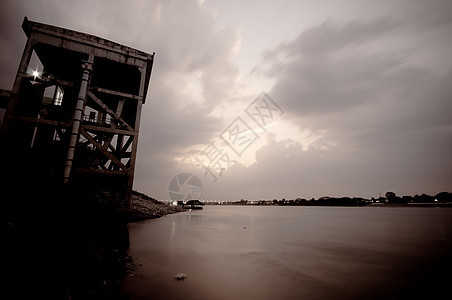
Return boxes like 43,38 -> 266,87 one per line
1,0 -> 451,201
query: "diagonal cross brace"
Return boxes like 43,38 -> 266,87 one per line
102,98 -> 124,151
80,128 -> 128,171
87,90 -> 134,131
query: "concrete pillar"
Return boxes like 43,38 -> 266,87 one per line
63,60 -> 93,184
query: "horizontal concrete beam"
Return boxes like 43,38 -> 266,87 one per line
23,17 -> 153,62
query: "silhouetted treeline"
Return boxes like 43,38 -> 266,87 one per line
212,192 -> 452,206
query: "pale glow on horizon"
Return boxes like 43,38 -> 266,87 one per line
176,117 -> 329,173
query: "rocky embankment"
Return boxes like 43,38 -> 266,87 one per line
129,190 -> 185,222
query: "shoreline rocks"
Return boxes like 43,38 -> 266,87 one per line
129,190 -> 185,222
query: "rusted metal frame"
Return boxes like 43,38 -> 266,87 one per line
7,116 -> 69,146
116,133 -> 124,152
118,131 -> 134,168
126,159 -> 131,168
89,145 -> 107,169
99,134 -> 133,170
101,98 -> 124,150
116,134 -> 124,159
118,135 -> 133,156
79,134 -> 91,147
107,161 -> 116,170
94,98 -> 124,170
81,123 -> 136,136
90,86 -> 143,101
119,152 -> 132,158
93,133 -> 117,169
80,128 -> 128,171
86,90 -> 133,131
80,124 -> 136,169
81,130 -> 119,168
25,73 -> 76,89
74,167 -> 130,176
107,142 -> 117,153
55,128 -> 67,141
54,78 -> 77,88
108,133 -> 124,171
78,132 -> 107,169
99,141 -> 117,169
138,66 -> 147,104
10,115 -> 70,128
99,131 -> 117,158
104,138 -> 131,167
125,66 -> 146,205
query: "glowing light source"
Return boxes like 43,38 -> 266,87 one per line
32,70 -> 39,80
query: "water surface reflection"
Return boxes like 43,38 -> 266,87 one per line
120,206 -> 452,299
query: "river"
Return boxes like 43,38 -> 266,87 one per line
119,206 -> 452,299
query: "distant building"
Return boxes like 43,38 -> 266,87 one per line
180,200 -> 205,210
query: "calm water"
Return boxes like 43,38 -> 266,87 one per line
120,206 -> 452,299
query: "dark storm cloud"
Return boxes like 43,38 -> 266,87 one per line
242,13 -> 452,198
258,18 -> 418,117
0,0 -> 241,199
283,17 -> 401,56
261,16 -> 452,140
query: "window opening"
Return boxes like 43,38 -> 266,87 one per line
53,86 -> 64,106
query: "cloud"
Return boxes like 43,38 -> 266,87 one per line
238,15 -> 452,198
0,0 -> 244,200
116,0 -> 244,196
258,16 -> 452,128
1,0 -> 451,200
286,17 -> 401,56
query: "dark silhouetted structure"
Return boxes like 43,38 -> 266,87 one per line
2,17 -> 155,299
181,200 -> 205,210
1,17 -> 154,210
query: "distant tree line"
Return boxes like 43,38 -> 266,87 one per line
213,192 -> 452,206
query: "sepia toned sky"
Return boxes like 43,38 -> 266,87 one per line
1,0 -> 451,201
